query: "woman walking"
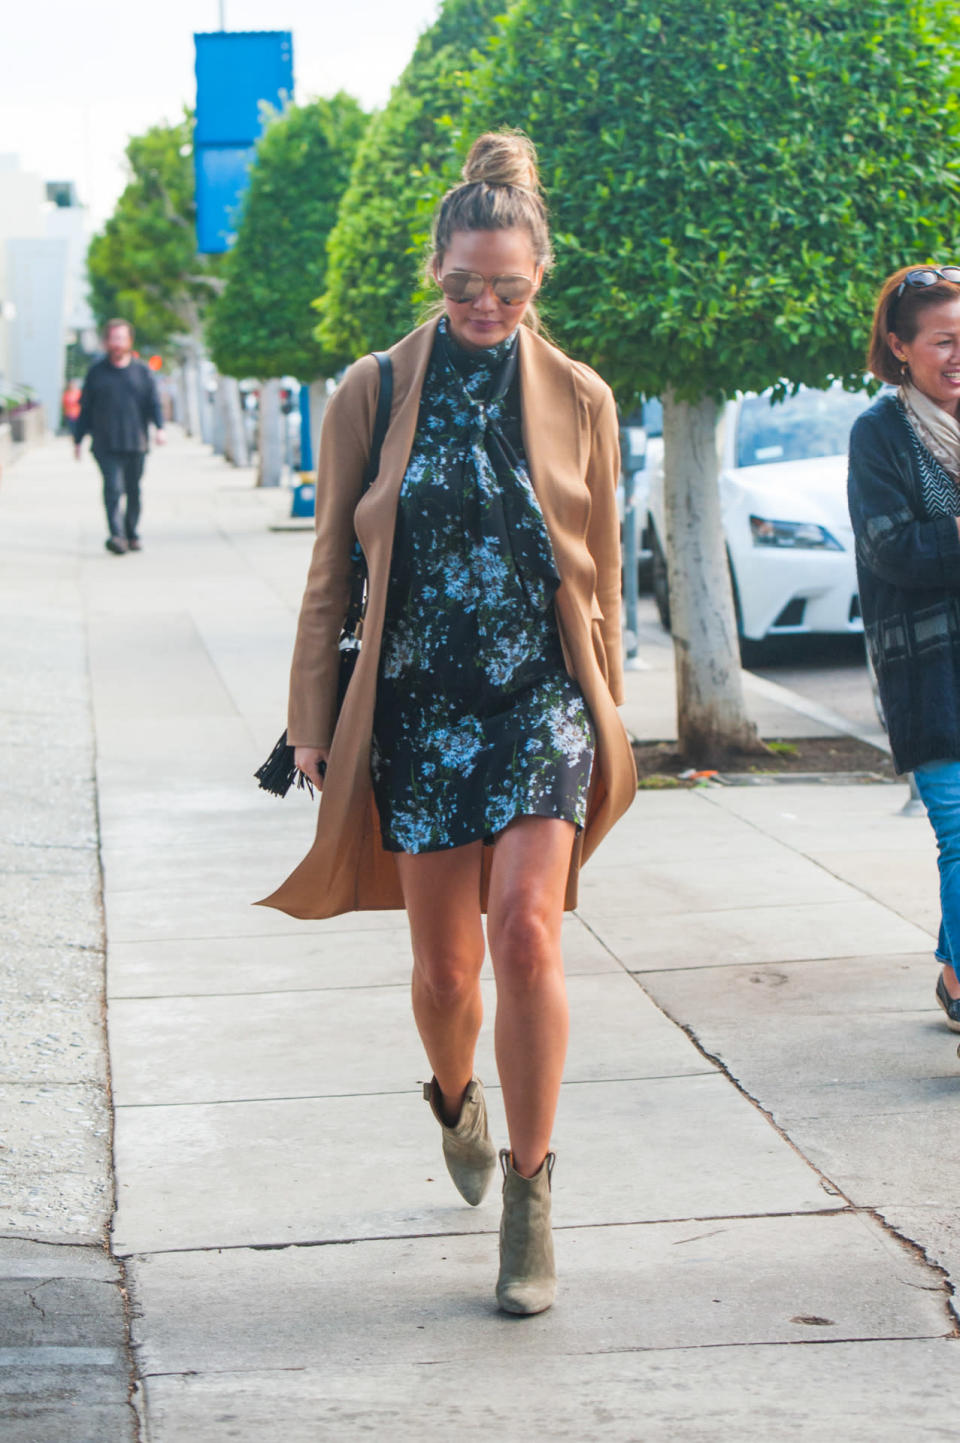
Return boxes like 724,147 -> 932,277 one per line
259,133 -> 636,1312
848,264 -> 960,1037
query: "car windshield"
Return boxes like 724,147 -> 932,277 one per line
735,389 -> 871,468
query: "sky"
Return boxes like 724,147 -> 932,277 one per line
1,0 -> 441,228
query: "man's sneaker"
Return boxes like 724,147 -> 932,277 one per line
127,537 -> 142,551
105,536 -> 127,555
935,970 -> 960,1032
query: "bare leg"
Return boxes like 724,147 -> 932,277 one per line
395,842 -> 486,1124
486,817 -> 576,1177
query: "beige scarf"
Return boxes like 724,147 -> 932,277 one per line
899,380 -> 960,483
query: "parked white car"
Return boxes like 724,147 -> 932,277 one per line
645,385 -> 873,647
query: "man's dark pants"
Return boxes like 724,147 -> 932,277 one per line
94,450 -> 145,541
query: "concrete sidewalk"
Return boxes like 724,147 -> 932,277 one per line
2,430 -> 958,1441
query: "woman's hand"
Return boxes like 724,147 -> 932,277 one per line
294,746 -> 329,792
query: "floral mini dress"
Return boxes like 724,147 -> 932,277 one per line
371,319 -> 595,854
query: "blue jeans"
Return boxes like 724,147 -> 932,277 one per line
912,759 -> 960,982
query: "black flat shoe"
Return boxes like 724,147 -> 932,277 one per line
935,972 -> 960,1032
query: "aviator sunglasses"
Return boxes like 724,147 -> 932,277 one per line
438,269 -> 536,305
896,265 -> 960,297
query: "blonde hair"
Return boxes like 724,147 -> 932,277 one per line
429,132 -> 553,329
466,131 -> 537,184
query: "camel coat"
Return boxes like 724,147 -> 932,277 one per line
257,318 -> 637,919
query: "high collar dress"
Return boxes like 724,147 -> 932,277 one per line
371,318 -> 595,854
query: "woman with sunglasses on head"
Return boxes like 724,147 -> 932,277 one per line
259,132 -> 636,1313
848,264 -> 960,1041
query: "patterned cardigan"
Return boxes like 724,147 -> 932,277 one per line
848,393 -> 960,774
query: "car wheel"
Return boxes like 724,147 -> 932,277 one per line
650,528 -> 670,631
724,555 -> 764,667
738,635 -> 770,668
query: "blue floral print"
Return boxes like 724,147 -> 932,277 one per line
372,318 -> 594,854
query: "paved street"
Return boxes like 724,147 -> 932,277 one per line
2,429 -> 959,1441
631,593 -> 880,740
751,633 -> 878,735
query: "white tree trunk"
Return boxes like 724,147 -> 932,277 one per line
196,364 -> 213,446
257,378 -> 284,487
169,368 -> 185,425
182,357 -> 202,438
211,377 -> 226,455
662,388 -> 759,760
219,376 -> 249,467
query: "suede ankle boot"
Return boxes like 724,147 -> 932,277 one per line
496,1149 -> 557,1315
423,1076 -> 497,1206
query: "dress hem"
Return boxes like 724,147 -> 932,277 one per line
380,804 -> 585,855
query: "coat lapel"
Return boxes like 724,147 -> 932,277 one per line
518,328 -> 588,565
354,319 -> 438,572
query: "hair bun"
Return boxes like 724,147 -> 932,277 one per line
462,132 -> 540,192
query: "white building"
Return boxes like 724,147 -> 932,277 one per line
0,157 -> 95,430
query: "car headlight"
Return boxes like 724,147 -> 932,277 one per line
749,515 -> 843,550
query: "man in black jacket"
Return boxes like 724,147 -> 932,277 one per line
74,319 -> 165,553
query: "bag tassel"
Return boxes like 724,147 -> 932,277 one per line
254,729 -> 314,799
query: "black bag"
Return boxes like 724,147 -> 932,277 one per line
255,352 -> 394,797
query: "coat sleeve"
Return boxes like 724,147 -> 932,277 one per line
848,411 -> 960,590
585,384 -> 625,705
286,357 -> 379,748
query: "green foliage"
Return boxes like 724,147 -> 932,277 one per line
87,113 -> 220,353
206,94 -> 367,381
465,0 -> 960,404
315,0 -> 505,367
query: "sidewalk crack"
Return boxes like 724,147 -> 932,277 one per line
632,980 -> 959,1338
25,1281 -> 51,1322
84,601 -> 145,1443
868,1208 -> 960,1333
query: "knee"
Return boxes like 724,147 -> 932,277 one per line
488,897 -> 558,988
413,948 -> 483,1011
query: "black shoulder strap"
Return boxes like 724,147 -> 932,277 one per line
359,351 -> 393,495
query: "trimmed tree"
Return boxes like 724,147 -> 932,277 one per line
315,0 -> 505,367
206,93 -> 366,485
88,112 -> 224,440
467,0 -> 960,760
208,93 -> 366,382
87,112 -> 220,354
